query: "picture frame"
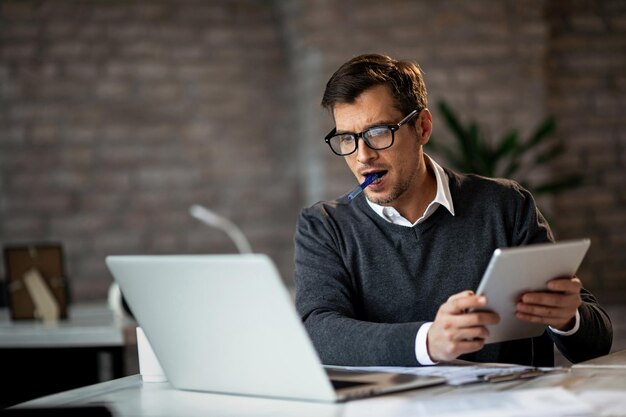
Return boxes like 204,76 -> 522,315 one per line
3,243 -> 69,320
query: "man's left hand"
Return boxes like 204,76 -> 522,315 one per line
516,277 -> 582,331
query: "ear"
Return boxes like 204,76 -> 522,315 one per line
416,109 -> 433,145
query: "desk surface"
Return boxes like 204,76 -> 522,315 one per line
17,349 -> 626,417
0,303 -> 136,348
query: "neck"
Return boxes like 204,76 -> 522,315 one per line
392,157 -> 437,224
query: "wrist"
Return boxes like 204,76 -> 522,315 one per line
550,309 -> 581,336
415,322 -> 438,365
556,317 -> 576,332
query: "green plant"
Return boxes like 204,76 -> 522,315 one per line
427,101 -> 583,195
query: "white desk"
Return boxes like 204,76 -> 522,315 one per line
15,350 -> 626,417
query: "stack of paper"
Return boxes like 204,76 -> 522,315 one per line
334,363 -> 559,386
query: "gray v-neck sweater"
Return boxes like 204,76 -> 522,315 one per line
294,169 -> 612,366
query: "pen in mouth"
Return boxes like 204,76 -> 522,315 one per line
347,172 -> 381,201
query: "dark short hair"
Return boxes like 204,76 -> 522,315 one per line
321,54 -> 428,116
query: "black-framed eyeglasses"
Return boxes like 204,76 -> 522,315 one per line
324,109 -> 420,156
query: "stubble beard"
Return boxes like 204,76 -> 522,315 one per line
366,166 -> 419,206
365,138 -> 424,206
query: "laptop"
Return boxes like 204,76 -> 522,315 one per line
106,254 -> 445,402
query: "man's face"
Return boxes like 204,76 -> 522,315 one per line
332,84 -> 431,207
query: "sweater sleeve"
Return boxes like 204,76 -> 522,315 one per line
293,207 -> 422,366
511,184 -> 613,362
548,289 -> 613,363
510,183 -> 554,246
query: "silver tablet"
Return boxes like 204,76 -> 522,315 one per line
475,239 -> 590,344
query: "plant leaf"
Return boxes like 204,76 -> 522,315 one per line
428,138 -> 466,170
533,175 -> 584,195
433,101 -> 582,198
466,122 -> 488,174
535,142 -> 566,165
519,116 -> 556,153
494,130 -> 519,160
438,102 -> 470,149
503,160 -> 521,178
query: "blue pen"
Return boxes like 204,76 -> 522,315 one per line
347,172 -> 380,201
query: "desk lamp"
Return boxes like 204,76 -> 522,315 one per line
109,205 -> 253,316
189,204 -> 253,254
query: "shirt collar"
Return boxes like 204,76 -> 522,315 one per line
366,154 -> 455,227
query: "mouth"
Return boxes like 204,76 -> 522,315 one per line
363,170 -> 388,184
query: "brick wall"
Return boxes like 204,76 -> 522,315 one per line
1,0 -> 624,303
546,0 -> 626,302
0,1 -> 299,299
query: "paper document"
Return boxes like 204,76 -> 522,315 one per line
333,362 -> 560,386
344,387 -> 594,417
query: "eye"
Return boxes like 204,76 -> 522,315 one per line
366,127 -> 390,139
337,134 -> 355,144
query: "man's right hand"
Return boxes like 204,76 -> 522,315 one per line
427,290 -> 500,362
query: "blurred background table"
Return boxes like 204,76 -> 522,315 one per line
0,303 -> 137,408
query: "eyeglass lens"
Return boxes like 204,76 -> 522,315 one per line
330,126 -> 393,155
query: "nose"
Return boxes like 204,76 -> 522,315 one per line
355,138 -> 377,164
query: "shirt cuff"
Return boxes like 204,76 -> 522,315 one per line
549,309 -> 581,336
415,322 -> 438,365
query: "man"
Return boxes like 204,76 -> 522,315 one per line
294,53 -> 612,367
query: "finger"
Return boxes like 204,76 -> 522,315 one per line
434,322 -> 490,342
433,337 -> 486,361
547,277 -> 582,294
516,302 -> 574,320
442,294 -> 488,314
515,311 -> 572,328
429,334 -> 486,361
520,292 -> 578,308
451,339 -> 486,357
516,311 -> 551,324
453,326 -> 491,342
455,311 -> 500,328
447,290 -> 475,302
